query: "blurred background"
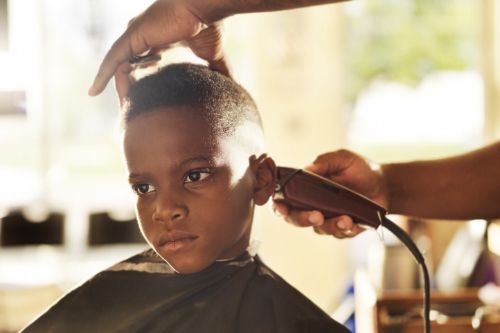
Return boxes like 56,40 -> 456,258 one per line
1,0 -> 499,332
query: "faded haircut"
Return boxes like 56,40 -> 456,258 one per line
124,63 -> 263,140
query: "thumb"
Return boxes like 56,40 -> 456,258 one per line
304,160 -> 339,178
304,162 -> 324,175
307,150 -> 356,178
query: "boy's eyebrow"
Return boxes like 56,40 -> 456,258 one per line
128,172 -> 151,182
128,156 -> 215,182
178,155 -> 215,168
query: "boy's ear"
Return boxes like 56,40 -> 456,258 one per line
250,154 -> 277,206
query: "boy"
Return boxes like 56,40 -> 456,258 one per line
22,64 -> 349,333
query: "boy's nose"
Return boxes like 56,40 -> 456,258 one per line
152,193 -> 187,223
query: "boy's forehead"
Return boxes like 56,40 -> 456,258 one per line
127,106 -> 208,132
124,107 -> 246,160
128,105 -> 228,132
137,104 -> 247,131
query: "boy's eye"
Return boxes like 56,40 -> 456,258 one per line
184,168 -> 212,183
132,183 -> 156,195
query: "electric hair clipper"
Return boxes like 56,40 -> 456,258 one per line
273,166 -> 431,333
273,167 -> 386,228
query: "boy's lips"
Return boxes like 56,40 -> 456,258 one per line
157,230 -> 199,252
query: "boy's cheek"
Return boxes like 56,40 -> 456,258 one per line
135,202 -> 153,228
135,196 -> 155,212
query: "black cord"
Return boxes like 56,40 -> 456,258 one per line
382,216 -> 431,333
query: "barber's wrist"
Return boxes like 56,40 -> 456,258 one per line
380,163 -> 395,214
186,0 -> 237,23
188,0 -> 350,23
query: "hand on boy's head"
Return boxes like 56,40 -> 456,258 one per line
186,23 -> 230,77
114,54 -> 164,107
113,27 -> 228,105
89,0 -> 230,96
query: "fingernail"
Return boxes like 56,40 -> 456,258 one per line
337,218 -> 348,230
308,212 -> 322,226
88,83 -> 98,96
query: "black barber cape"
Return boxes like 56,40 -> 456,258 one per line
22,249 -> 349,333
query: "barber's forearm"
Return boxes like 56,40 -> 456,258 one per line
194,0 -> 350,23
382,142 -> 500,220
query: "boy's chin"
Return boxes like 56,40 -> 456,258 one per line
157,253 -> 215,275
167,260 -> 214,275
160,250 -> 248,275
152,239 -> 251,274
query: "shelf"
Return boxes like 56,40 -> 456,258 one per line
354,270 -> 500,333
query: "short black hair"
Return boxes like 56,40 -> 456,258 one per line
124,63 -> 262,138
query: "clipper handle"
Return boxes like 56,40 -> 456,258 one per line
273,167 -> 387,228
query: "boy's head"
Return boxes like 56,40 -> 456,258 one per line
122,63 -> 276,274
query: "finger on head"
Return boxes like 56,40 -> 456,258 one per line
114,62 -> 135,108
209,57 -> 231,78
89,32 -> 145,96
129,53 -> 162,68
187,24 -> 222,58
